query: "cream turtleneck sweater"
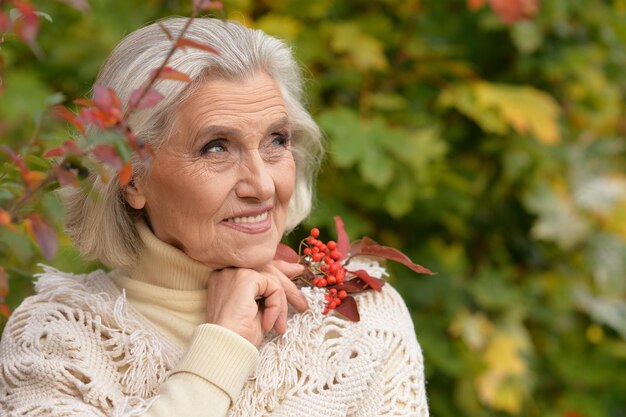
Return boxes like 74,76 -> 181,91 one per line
110,221 -> 259,416
0,221 -> 429,416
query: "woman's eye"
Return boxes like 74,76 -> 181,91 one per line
271,134 -> 291,147
200,139 -> 227,155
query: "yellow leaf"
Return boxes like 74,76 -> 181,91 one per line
604,199 -> 626,239
586,324 -> 604,344
475,327 -> 531,413
330,23 -> 388,71
449,309 -> 494,351
473,82 -> 561,144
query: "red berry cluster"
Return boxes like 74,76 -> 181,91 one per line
301,227 -> 349,314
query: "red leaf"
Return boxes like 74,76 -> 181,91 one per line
0,303 -> 10,319
151,66 -> 192,82
93,84 -> 121,112
0,267 -> 7,299
91,144 -> 123,171
333,278 -> 369,293
347,269 -> 385,292
0,12 -> 10,33
2,145 -> 29,177
488,0 -> 539,24
13,0 -> 40,43
274,243 -> 300,263
175,38 -> 220,54
348,236 -> 377,257
79,107 -> 122,129
361,245 -> 434,275
78,107 -> 104,127
26,214 -> 58,261
44,147 -> 64,158
79,86 -> 122,128
193,0 -> 224,10
333,216 -> 350,260
44,140 -> 82,158
468,0 -> 486,10
334,295 -> 360,322
118,161 -> 133,186
51,105 -> 85,134
128,87 -> 164,111
53,165 -> 79,187
0,209 -> 11,227
73,98 -> 95,107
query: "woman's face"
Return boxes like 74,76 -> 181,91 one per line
126,72 -> 296,269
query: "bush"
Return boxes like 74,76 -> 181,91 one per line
1,1 -> 625,415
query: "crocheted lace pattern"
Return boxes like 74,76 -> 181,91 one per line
0,263 -> 428,416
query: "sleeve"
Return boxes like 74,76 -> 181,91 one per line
140,324 -> 259,417
0,299 -> 258,417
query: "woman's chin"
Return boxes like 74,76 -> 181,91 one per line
233,253 -> 277,269
203,248 -> 278,270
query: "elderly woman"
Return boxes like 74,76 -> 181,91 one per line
0,18 -> 428,417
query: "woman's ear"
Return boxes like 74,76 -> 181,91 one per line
124,180 -> 147,210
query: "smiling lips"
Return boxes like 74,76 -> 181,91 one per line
222,210 -> 272,233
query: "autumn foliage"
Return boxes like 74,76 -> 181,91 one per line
0,0 -> 221,318
1,1 -> 626,416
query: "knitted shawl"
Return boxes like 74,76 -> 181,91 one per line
0,262 -> 429,416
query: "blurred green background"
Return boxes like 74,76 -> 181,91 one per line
1,0 -> 626,416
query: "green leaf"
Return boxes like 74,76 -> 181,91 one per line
318,108 -> 364,167
360,141 -> 393,188
383,127 -> 446,180
369,92 -> 408,111
0,72 -> 52,120
383,172 -> 415,218
587,233 -> 626,296
511,20 -> 543,54
255,15 -> 302,41
45,92 -> 66,106
319,109 -> 399,189
24,155 -> 50,170
35,11 -> 53,23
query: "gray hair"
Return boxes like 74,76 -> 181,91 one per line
62,17 -> 324,270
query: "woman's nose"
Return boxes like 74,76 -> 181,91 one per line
235,151 -> 275,201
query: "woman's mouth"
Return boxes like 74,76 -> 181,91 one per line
222,210 -> 272,233
226,211 -> 269,224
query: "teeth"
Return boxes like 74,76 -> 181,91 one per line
229,211 -> 269,223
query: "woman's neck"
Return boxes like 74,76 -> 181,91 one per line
127,220 -> 214,290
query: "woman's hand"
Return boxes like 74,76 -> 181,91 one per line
206,260 -> 308,346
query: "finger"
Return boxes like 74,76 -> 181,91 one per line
275,294 -> 289,334
279,274 -> 309,312
265,264 -> 309,313
271,259 -> 305,279
257,276 -> 285,333
269,267 -> 291,335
